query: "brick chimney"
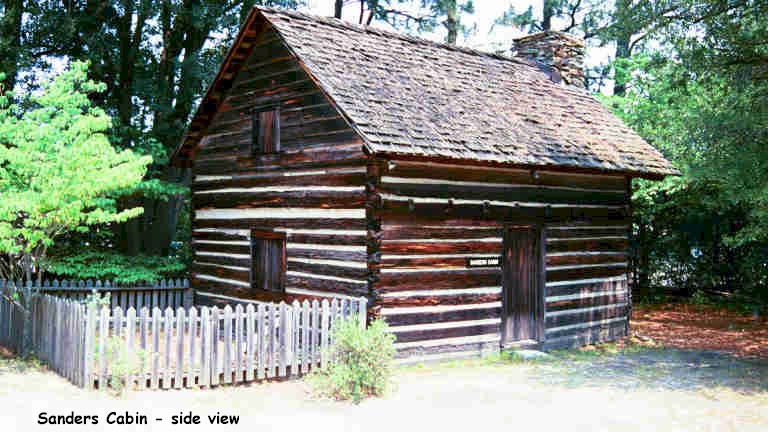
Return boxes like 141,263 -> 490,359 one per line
513,31 -> 586,89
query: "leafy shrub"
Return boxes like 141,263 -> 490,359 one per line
84,290 -> 111,309
95,335 -> 147,397
308,318 -> 396,403
690,289 -> 713,306
46,250 -> 186,283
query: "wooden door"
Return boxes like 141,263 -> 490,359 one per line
502,225 -> 544,345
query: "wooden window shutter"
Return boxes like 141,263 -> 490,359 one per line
250,230 -> 286,293
252,106 -> 280,154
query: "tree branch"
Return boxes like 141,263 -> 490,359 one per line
561,0 -> 582,33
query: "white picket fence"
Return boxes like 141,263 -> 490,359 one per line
2,288 -> 367,390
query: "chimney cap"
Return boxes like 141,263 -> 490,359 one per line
513,30 -> 585,47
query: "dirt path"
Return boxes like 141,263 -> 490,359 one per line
1,346 -> 767,432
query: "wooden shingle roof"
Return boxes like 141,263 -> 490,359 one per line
173,7 -> 678,178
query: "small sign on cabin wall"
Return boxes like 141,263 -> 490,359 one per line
466,256 -> 501,267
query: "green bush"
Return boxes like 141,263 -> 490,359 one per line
308,318 -> 396,403
84,290 -> 111,309
94,335 -> 148,397
46,250 -> 186,283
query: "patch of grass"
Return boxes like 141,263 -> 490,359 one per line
550,339 -> 663,361
485,350 -> 556,365
0,353 -> 45,375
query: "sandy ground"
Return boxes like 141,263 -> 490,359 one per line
1,347 -> 767,432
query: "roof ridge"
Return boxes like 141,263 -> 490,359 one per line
255,6 -> 533,67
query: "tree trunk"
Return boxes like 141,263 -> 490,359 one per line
611,0 -> 633,96
113,0 -> 207,258
613,36 -> 631,96
444,0 -> 459,45
542,0 -> 554,31
0,0 -> 23,95
116,1 -> 136,148
152,0 -> 183,150
334,0 -> 343,18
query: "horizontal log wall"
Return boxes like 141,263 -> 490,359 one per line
375,160 -> 631,361
541,224 -> 630,350
377,223 -> 504,359
190,26 -> 368,302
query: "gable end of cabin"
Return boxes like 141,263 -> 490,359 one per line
188,16 -> 372,305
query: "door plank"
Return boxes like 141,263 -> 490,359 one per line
502,226 -> 544,345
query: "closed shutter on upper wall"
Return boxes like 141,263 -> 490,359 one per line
252,107 -> 281,154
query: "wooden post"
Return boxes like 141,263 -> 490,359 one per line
301,300 -> 310,374
183,284 -> 194,309
74,302 -> 83,387
283,304 -> 293,376
175,307 -> 185,389
267,304 -> 276,379
97,306 -> 108,390
151,308 -> 161,390
257,304 -> 266,380
358,297 -> 368,329
320,300 -> 330,369
328,299 -> 339,358
139,307 -> 149,389
21,289 -> 32,357
223,305 -> 233,384
234,304 -> 243,383
279,302 -> 288,377
246,304 -> 255,381
291,300 -> 300,376
210,306 -> 220,386
311,300 -> 320,368
187,306 -> 198,388
125,307 -> 136,390
54,300 -> 63,374
200,306 -> 211,388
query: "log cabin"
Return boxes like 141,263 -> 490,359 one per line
171,7 -> 678,362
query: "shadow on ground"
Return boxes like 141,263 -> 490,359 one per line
520,347 -> 768,395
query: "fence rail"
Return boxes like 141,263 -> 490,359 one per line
0,279 -> 192,310
0,285 -> 366,391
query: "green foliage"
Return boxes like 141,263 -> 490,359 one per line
0,61 -> 151,278
367,0 -> 475,44
690,290 -> 712,307
46,250 -> 186,284
95,335 -> 148,397
308,319 -> 396,403
495,0 -> 584,33
84,290 -> 111,310
600,0 -> 768,308
0,1 -> 306,264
